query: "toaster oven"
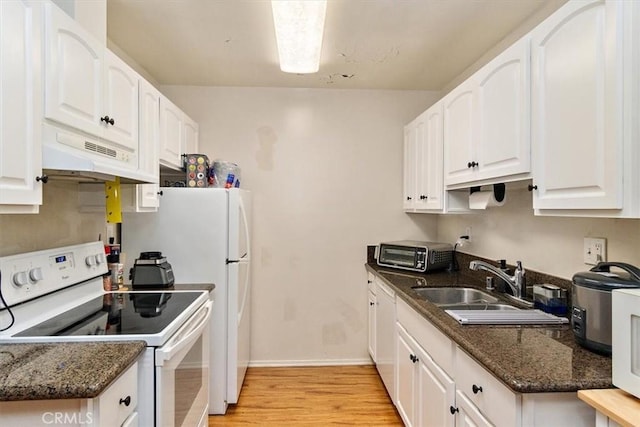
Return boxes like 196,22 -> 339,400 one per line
377,241 -> 453,273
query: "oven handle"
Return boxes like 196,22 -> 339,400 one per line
155,300 -> 212,366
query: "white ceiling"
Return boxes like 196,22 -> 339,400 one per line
107,0 -> 563,91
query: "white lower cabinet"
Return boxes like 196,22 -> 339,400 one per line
367,273 -> 376,362
454,390 -> 492,427
454,348 -> 518,426
375,278 -> 396,400
384,281 -> 596,427
0,362 -> 138,427
397,324 -> 455,427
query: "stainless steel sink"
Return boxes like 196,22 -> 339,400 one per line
413,287 -> 499,305
438,303 -> 519,311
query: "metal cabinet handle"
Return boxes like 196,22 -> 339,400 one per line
35,175 -> 49,184
450,406 -> 459,415
101,115 -> 115,125
119,396 -> 131,406
472,384 -> 483,394
467,161 -> 478,168
157,190 -> 164,196
528,184 -> 538,191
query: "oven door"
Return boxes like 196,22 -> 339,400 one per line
155,300 -> 212,427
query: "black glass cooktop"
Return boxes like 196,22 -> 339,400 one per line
16,292 -> 203,337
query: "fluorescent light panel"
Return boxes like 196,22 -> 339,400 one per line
271,0 -> 327,74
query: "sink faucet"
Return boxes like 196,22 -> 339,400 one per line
469,260 -> 526,299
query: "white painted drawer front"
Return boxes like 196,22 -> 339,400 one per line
367,272 -> 376,293
97,362 -> 138,427
456,349 -> 519,426
397,298 -> 454,374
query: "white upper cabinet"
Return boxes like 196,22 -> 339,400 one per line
0,0 -> 43,213
127,79 -> 161,212
44,1 -> 101,137
444,36 -> 531,188
443,81 -> 475,186
405,102 -> 468,214
159,95 -> 199,170
422,103 -> 444,211
159,96 -> 184,169
404,103 -> 444,211
44,2 -> 139,150
184,115 -> 199,155
403,120 -> 418,210
474,37 -> 531,181
103,50 -> 139,151
530,0 -> 639,216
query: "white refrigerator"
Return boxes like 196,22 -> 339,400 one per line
122,187 -> 251,415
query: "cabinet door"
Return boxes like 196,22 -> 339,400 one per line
455,390 -> 493,427
416,346 -> 455,427
413,114 -> 430,210
103,50 -> 138,150
44,1 -> 103,138
403,122 -> 418,210
367,290 -> 376,362
183,115 -> 199,155
0,0 -> 42,210
443,81 -> 476,186
423,103 -> 444,210
132,79 -> 161,212
531,0 -> 623,209
375,281 -> 395,400
159,96 -> 184,169
475,36 -> 531,181
396,328 -> 416,427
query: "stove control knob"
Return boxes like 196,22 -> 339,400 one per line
95,253 -> 106,265
13,271 -> 29,287
85,255 -> 97,267
29,267 -> 44,282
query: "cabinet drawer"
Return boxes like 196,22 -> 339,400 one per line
367,272 -> 376,293
456,349 -> 519,426
397,298 -> 454,373
97,362 -> 138,426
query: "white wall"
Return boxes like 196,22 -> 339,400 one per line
161,86 -> 439,364
0,182 -> 108,256
438,187 -> 640,280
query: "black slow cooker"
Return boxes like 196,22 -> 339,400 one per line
572,262 -> 640,355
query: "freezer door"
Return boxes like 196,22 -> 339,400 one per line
227,258 -> 250,403
228,189 -> 251,261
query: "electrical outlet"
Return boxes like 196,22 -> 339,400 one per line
584,237 -> 607,265
465,226 -> 472,242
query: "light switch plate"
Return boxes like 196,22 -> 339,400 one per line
584,237 -> 607,265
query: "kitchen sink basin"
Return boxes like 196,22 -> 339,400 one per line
438,303 -> 519,311
412,287 -> 499,305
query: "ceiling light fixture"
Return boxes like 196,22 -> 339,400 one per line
271,0 -> 327,74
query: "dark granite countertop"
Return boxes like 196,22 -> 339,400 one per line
366,262 -> 612,394
0,341 -> 145,401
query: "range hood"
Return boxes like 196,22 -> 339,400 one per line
41,123 -> 157,184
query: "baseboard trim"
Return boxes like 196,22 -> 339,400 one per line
248,358 -> 374,368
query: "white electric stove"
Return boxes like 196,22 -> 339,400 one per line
0,242 -> 211,427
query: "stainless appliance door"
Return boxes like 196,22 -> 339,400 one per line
155,301 -> 212,427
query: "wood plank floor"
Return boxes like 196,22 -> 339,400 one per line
208,365 -> 403,426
